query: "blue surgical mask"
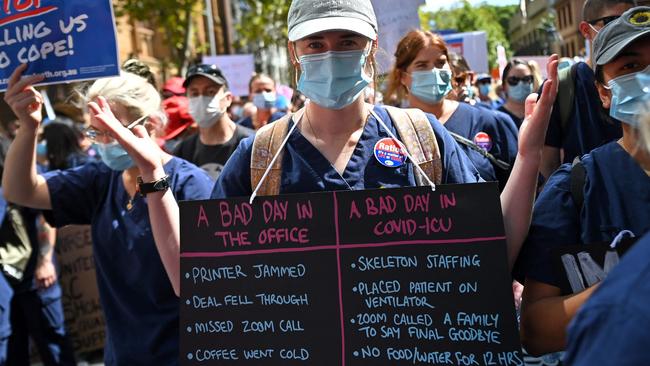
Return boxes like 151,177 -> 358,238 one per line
410,68 -> 452,105
508,81 -> 533,102
465,82 -> 475,100
607,65 -> 650,127
252,92 -> 277,110
479,83 -> 491,96
36,141 -> 47,156
297,49 -> 371,110
96,143 -> 134,171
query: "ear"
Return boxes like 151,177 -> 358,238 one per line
400,69 -> 410,93
223,91 -> 234,108
595,81 -> 612,109
287,41 -> 300,68
578,21 -> 592,40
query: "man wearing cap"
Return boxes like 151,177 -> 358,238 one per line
539,0 -> 637,181
517,6 -> 650,356
173,64 -> 254,180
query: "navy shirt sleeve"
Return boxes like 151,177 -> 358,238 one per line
515,164 -> 580,285
42,162 -> 108,227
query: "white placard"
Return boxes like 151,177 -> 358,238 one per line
442,31 -> 489,74
202,54 -> 255,97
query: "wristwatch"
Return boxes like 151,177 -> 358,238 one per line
137,175 -> 170,196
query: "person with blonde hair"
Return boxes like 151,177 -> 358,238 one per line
2,64 -> 213,365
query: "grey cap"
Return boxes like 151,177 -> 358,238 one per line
592,6 -> 650,67
287,0 -> 378,42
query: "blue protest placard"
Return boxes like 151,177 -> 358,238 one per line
0,0 -> 120,91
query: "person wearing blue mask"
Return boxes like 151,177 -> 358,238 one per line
213,0 -> 560,273
476,74 -> 504,110
498,59 -> 537,129
516,7 -> 650,356
386,30 -> 520,191
2,66 -> 214,365
174,64 -> 254,180
238,73 -> 286,130
563,78 -> 649,365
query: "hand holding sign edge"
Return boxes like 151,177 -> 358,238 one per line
3,63 -> 45,131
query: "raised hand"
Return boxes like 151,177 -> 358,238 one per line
518,54 -> 559,158
88,96 -> 163,175
2,64 -> 45,130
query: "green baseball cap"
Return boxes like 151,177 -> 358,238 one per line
592,6 -> 650,67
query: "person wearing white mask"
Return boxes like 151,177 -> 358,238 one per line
173,64 -> 254,180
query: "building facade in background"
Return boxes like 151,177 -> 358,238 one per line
554,0 -> 585,58
509,0 -> 561,56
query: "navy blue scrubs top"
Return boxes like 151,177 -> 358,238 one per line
564,232 -> 650,365
212,105 -> 482,198
516,142 -> 650,286
545,62 -> 622,164
445,102 -> 519,190
43,158 -> 213,365
237,111 -> 285,130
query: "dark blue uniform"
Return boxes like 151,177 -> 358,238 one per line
516,141 -> 650,286
237,111 -> 285,130
0,190 -> 75,366
212,105 -> 482,198
545,62 -> 622,164
43,158 -> 213,365
564,232 -> 650,365
445,102 -> 519,190
0,197 -> 13,366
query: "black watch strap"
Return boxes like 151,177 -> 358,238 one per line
137,175 -> 170,196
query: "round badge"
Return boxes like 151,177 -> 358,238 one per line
374,138 -> 406,168
473,132 -> 493,151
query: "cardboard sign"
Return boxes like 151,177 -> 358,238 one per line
202,54 -> 255,97
0,0 -> 119,91
553,238 -> 638,295
55,225 -> 105,354
180,183 -> 523,365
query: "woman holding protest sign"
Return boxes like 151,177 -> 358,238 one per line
2,64 -> 213,365
385,30 -> 520,191
212,0 -> 559,270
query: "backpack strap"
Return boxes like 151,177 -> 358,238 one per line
570,156 -> 586,213
250,113 -> 293,196
559,63 -> 578,134
447,131 -> 511,171
383,106 -> 443,186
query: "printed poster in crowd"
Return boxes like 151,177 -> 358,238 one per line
180,183 -> 524,365
0,0 -> 120,91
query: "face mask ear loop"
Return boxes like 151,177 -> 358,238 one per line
368,107 -> 436,192
249,109 -> 305,205
610,230 -> 635,249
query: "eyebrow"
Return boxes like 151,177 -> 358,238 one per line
303,32 -> 362,41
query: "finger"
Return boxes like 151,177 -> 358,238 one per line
131,125 -> 150,139
524,93 -> 538,119
6,74 -> 45,98
98,96 -> 113,114
6,63 -> 27,91
11,94 -> 40,112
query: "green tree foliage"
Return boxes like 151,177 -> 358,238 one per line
420,1 -> 516,69
115,0 -> 201,71
235,0 -> 290,51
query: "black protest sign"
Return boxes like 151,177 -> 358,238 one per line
55,225 -> 105,353
552,238 -> 638,295
180,183 -> 523,366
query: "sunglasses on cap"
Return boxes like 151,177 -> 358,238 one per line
506,75 -> 534,86
587,15 -> 619,26
83,114 -> 149,144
